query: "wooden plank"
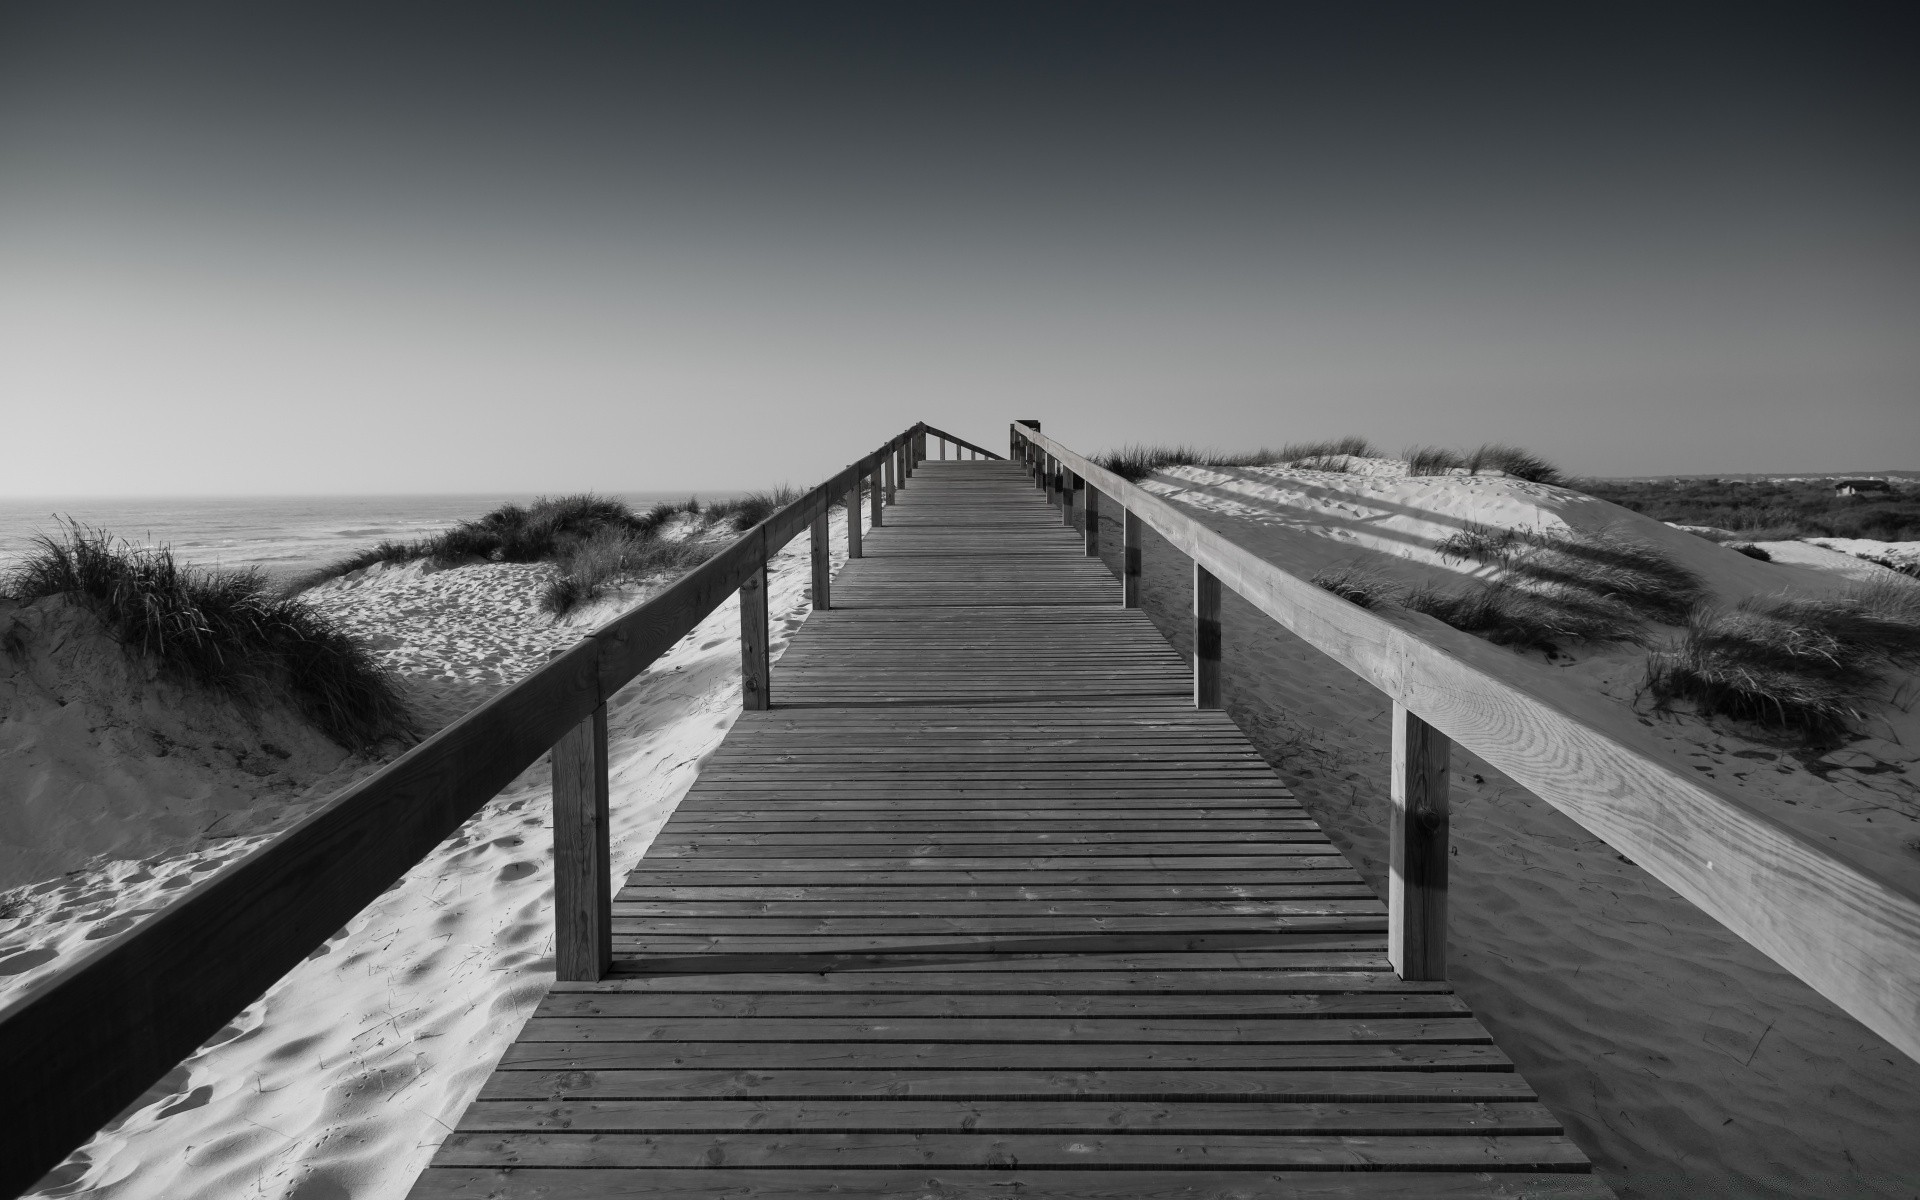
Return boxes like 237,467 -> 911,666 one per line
552,702 -> 611,982
454,1097 -> 1554,1133
809,511 -> 831,611
429,1131 -> 1589,1170
739,556 -> 771,712
410,1169 -> 1614,1199
1391,703 -> 1450,982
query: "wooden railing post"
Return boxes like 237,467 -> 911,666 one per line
1390,703 -> 1451,981
1043,455 -> 1057,505
553,701 -> 611,982
1122,509 -> 1142,607
1063,470 -> 1079,528
1083,485 -> 1100,556
870,467 -> 884,527
740,556 -> 771,711
1194,564 -> 1222,709
847,480 -> 864,557
809,509 -> 831,611
884,454 -> 897,505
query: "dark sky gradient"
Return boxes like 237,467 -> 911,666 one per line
3,3 -> 1914,493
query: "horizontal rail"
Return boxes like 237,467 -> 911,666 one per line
1015,424 -> 1920,1066
920,424 -> 1004,461
0,422 -> 929,1197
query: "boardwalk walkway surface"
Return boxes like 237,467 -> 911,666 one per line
411,460 -> 1610,1198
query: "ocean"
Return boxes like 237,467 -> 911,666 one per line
0,492 -> 733,583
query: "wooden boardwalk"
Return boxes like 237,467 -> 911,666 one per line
411,460 -> 1610,1198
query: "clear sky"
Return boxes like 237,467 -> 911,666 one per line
2,2 -> 1914,494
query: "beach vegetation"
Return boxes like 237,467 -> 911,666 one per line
1573,476 -> 1920,542
1645,579 -> 1920,745
5,524 -> 412,749
1404,443 -> 1561,484
1095,436 -> 1376,483
1308,563 -> 1395,610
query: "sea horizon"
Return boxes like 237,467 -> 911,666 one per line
0,490 -> 746,582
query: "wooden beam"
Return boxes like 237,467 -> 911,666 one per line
846,481 -> 863,558
1083,485 -> 1100,557
552,702 -> 611,982
1063,470 -> 1079,528
1123,509 -> 1143,608
809,511 -> 831,611
739,560 -> 771,711
870,468 -> 883,528
1391,705 -> 1451,981
884,455 -> 896,505
1194,563 -> 1222,711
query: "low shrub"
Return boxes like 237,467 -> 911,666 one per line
1439,523 -> 1704,624
1404,445 -> 1467,475
1645,580 -> 1920,745
705,486 -> 803,533
1464,444 -> 1562,484
1403,582 -> 1644,652
1309,564 -> 1396,610
1095,436 -> 1376,483
6,524 -> 412,749
540,530 -> 718,615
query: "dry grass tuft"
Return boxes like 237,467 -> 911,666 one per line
1645,580 -> 1920,744
6,523 -> 413,749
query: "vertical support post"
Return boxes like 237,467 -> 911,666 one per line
740,550 -> 771,711
871,467 -> 884,526
1043,455 -> 1057,505
1194,564 -> 1222,709
847,480 -> 863,557
939,437 -> 947,460
1390,704 -> 1451,981
1122,509 -> 1143,607
553,701 -> 611,982
1083,485 -> 1100,556
1063,470 -> 1079,528
884,454 -> 897,504
809,509 -> 831,611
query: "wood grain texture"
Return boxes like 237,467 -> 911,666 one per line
412,457 -> 1604,1199
809,512 -> 831,612
1017,426 -> 1920,1065
739,557 -> 771,712
1390,704 -> 1450,982
1195,562 -> 1223,711
553,703 -> 612,982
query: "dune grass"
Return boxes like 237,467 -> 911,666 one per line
1311,523 -> 1700,653
1403,443 -> 1562,484
5,524 -> 412,749
296,490 -> 819,616
1438,523 -> 1705,624
1096,436 -> 1377,483
1307,564 -> 1396,610
1645,580 -> 1920,744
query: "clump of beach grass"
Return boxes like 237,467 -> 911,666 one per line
6,523 -> 412,750
1313,523 -> 1702,653
704,486 -> 804,533
1095,436 -> 1377,483
1308,563 -> 1397,610
1404,443 -> 1561,484
538,530 -> 717,616
1645,580 -> 1920,745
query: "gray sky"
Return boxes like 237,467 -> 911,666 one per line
3,2 -> 1915,494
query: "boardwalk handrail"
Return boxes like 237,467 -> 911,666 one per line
0,422 -> 947,1197
1012,423 -> 1920,1067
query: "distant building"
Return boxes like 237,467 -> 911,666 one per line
1835,479 -> 1892,496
